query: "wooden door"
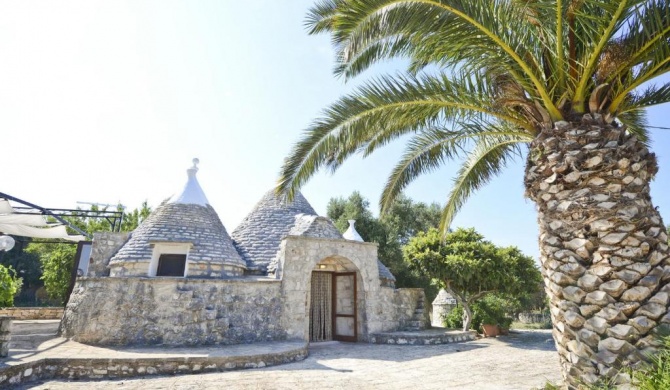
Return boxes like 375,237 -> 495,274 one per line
332,272 -> 357,342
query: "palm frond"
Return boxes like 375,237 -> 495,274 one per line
622,83 -> 670,111
285,0 -> 670,228
618,108 -> 650,145
277,72 -> 529,200
380,123 -> 533,215
305,0 -> 340,34
438,132 -> 528,234
609,41 -> 670,112
606,0 -> 670,84
306,0 -> 561,119
570,0 -> 645,112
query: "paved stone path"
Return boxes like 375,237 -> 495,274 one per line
22,330 -> 562,389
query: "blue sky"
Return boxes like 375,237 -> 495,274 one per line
1,1 -> 669,260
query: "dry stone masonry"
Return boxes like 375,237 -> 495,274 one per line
61,161 -> 427,347
0,307 -> 63,320
525,117 -> 670,387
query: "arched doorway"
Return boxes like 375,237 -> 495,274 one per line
309,256 -> 359,342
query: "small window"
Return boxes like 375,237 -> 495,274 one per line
156,254 -> 186,277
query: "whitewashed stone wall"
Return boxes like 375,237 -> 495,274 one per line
61,277 -> 284,345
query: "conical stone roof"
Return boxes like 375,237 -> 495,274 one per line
108,160 -> 245,276
231,190 -> 322,273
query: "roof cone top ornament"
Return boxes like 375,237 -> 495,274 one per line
343,219 -> 364,242
188,158 -> 200,177
169,158 -> 209,206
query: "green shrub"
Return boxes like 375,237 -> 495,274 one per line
476,295 -> 515,329
29,244 -> 76,304
443,304 -> 466,329
442,295 -> 516,330
630,335 -> 670,390
0,264 -> 23,307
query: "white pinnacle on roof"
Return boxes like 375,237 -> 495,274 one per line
343,220 -> 364,242
169,158 -> 209,206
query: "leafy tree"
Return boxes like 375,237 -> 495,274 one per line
444,294 -> 519,331
0,264 -> 22,307
404,228 -> 541,331
278,1 -> 670,385
24,202 -> 151,304
26,244 -> 75,305
0,239 -> 42,293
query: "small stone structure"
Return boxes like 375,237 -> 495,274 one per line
432,289 -> 458,327
61,160 -> 428,346
517,312 -> 551,324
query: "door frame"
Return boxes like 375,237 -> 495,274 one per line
332,272 -> 357,342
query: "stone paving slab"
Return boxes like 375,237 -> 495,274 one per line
18,329 -> 563,389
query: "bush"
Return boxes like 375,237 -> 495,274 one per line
0,264 -> 23,307
29,244 -> 76,304
443,304 -> 466,329
476,295 -> 515,329
630,335 -> 670,389
442,295 -> 516,330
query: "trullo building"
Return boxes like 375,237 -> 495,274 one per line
61,160 -> 428,345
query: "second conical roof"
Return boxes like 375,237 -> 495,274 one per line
231,189 -> 318,273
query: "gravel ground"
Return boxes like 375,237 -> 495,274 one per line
21,330 -> 562,390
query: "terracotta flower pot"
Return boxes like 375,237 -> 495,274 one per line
481,324 -> 499,337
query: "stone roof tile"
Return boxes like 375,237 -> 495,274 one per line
231,190 -> 317,272
109,202 -> 245,269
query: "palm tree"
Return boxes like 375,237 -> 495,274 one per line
278,0 -> 670,386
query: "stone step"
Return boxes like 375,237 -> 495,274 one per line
369,329 -> 477,345
404,320 -> 425,329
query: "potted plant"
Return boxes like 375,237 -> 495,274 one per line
497,316 -> 513,336
477,308 -> 499,337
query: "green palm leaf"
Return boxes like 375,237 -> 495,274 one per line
279,0 -> 670,230
380,123 -> 532,215
438,132 -> 528,233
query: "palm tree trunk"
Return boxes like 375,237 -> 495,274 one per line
525,117 -> 670,388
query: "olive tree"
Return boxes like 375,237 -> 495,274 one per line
404,228 -> 542,331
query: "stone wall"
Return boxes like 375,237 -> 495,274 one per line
61,277 -> 285,346
62,234 -> 427,347
0,307 -> 63,320
87,232 -> 129,277
374,288 -> 430,332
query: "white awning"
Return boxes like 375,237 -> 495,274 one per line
0,214 -> 47,226
0,200 -> 13,214
0,224 -> 86,241
0,198 -> 86,242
